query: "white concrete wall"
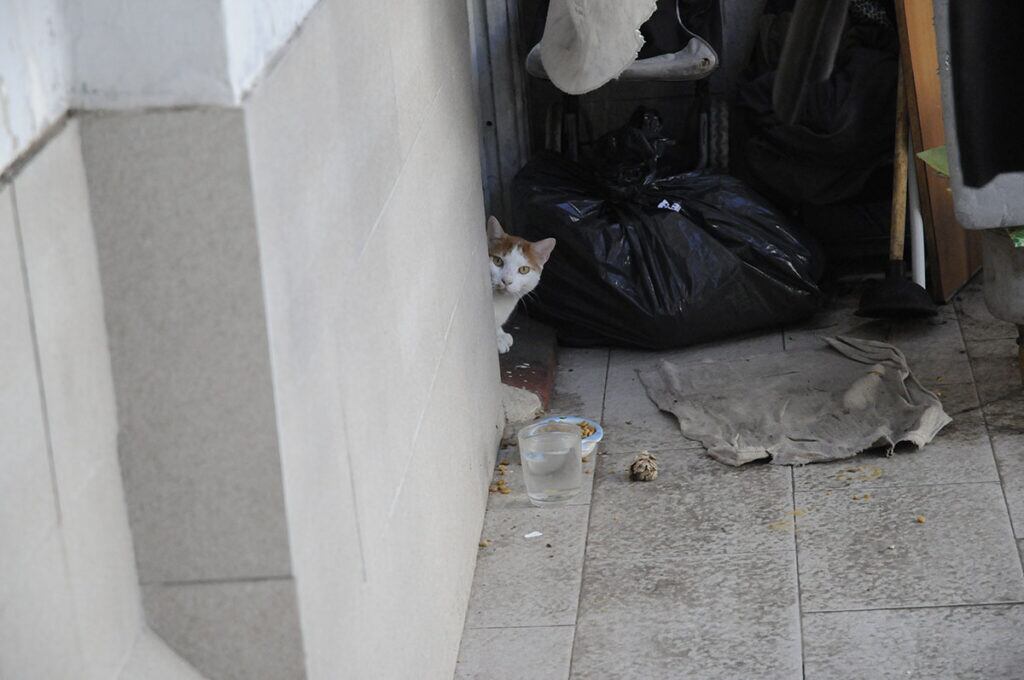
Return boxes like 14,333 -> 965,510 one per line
2,1 -> 500,677
0,118 -> 138,679
244,0 -> 502,677
0,118 -> 195,680
0,0 -> 71,171
80,108 -> 305,680
0,0 -> 321,171
67,0 -> 321,109
221,0 -> 320,94
0,118 -> 213,680
66,0 -> 234,109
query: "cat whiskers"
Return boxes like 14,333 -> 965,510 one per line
519,290 -> 541,312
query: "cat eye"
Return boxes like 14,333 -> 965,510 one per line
491,255 -> 504,266
518,266 -> 531,274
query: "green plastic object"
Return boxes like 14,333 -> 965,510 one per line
916,145 -> 949,178
914,146 -> 1022,247
1008,227 -> 1024,248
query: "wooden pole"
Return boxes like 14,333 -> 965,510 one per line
889,65 -> 909,263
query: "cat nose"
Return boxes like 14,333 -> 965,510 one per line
502,277 -> 513,286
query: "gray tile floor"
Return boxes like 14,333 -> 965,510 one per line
455,281 -> 1024,680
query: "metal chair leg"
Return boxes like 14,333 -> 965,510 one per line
564,94 -> 580,161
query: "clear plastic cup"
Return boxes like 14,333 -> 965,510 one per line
516,429 -> 582,507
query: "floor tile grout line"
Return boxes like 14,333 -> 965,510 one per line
600,447 -> 706,457
794,478 -> 1006,494
573,470 -> 1003,498
599,348 -> 611,425
566,348 -> 611,680
483,501 -> 592,513
584,548 -> 798,568
804,599 -> 1024,616
954,396 -> 1022,417
465,623 -> 577,631
791,465 -> 807,680
954,300 -> 1024,579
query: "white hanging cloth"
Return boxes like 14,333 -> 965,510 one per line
539,0 -> 658,95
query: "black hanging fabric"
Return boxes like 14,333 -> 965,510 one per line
736,11 -> 898,207
948,1 -> 1024,188
638,0 -> 717,59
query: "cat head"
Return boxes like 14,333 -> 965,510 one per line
487,216 -> 556,297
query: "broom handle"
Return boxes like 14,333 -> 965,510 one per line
890,64 -> 909,263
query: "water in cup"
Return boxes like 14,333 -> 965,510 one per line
517,430 -> 582,507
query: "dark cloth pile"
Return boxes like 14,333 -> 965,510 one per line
736,6 -> 899,207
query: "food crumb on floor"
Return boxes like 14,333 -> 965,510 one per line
916,515 -> 926,524
478,539 -> 490,548
836,465 -> 883,483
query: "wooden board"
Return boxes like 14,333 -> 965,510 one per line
895,0 -> 982,302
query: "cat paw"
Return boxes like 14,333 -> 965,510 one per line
497,331 -> 514,354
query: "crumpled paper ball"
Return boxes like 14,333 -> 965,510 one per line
629,451 -> 658,481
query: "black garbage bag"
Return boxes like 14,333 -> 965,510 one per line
511,115 -> 823,349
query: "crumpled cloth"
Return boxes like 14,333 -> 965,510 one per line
639,336 -> 952,466
540,0 -> 657,95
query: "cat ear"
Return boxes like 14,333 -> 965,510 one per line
486,216 -> 505,239
531,238 -> 556,266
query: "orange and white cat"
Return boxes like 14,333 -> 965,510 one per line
487,216 -> 556,354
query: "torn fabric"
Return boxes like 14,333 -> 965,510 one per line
639,336 -> 952,466
540,0 -> 657,95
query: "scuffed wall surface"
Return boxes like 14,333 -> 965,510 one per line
244,0 -> 502,676
0,120 -> 142,680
